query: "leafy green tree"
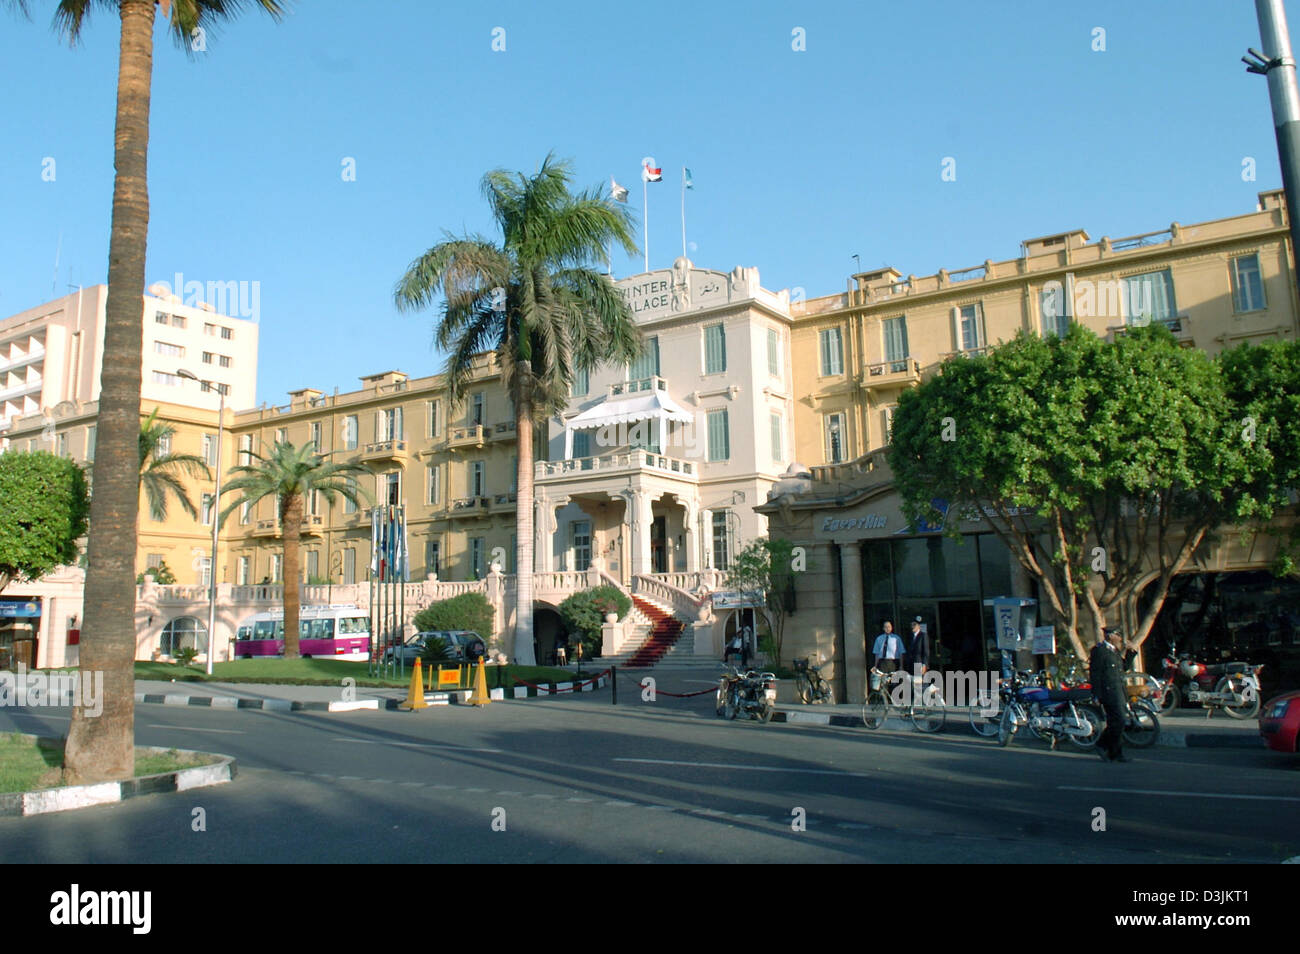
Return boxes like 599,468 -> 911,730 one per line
558,585 -> 630,658
0,452 -> 90,595
9,0 -> 285,784
726,537 -> 800,665
394,154 -> 642,665
138,408 -> 210,521
413,592 -> 496,643
889,324 -> 1247,658
220,442 -> 370,658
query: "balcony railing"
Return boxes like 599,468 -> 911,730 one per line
862,357 -> 921,383
493,421 -> 517,440
449,495 -> 490,516
536,451 -> 697,480
447,424 -> 487,450
361,439 -> 408,462
609,376 -> 668,397
491,492 -> 517,511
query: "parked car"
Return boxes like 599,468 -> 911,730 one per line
1258,690 -> 1300,753
383,631 -> 484,665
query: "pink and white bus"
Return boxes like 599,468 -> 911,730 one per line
234,605 -> 371,661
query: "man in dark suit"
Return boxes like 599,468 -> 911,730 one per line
1090,628 -> 1129,762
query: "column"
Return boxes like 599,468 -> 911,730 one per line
533,496 -> 550,573
840,542 -> 868,704
682,499 -> 699,573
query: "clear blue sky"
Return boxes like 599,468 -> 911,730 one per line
0,0 -> 1291,406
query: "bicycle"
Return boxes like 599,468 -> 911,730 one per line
862,667 -> 946,733
792,655 -> 835,704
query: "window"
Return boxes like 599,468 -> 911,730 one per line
275,427 -> 287,445
309,422 -> 321,451
239,434 -> 253,466
883,406 -> 897,443
307,489 -> 321,517
199,557 -> 212,588
218,355 -> 231,368
86,425 -> 96,460
770,412 -> 783,464
220,326 -> 232,340
1041,287 -> 1069,337
237,556 -> 250,586
343,549 -> 356,585
202,351 -> 214,364
204,322 -> 217,336
384,472 -> 401,506
630,336 -> 660,380
55,432 -> 67,457
470,393 -> 484,427
202,433 -> 218,467
573,430 -> 591,458
172,315 -> 187,330
707,408 -> 730,462
571,367 -> 589,397
470,538 -> 485,579
201,493 -> 214,525
270,554 -> 282,583
425,539 -> 440,578
470,460 -> 485,497
147,553 -> 163,569
712,511 -> 731,571
153,371 -> 180,387
571,520 -> 592,572
825,413 -> 846,464
427,464 -> 441,505
427,400 -> 441,438
956,303 -> 984,351
1124,269 -> 1177,325
509,534 -> 517,574
1231,254 -> 1266,313
819,327 -> 844,376
154,341 -> 184,358
204,381 -> 230,397
767,328 -> 780,376
882,316 -> 909,372
160,616 -> 207,656
378,407 -> 403,442
344,477 -> 358,514
305,550 -> 319,581
704,324 -> 727,374
343,415 -> 358,450
240,500 -> 251,524
155,311 -> 169,325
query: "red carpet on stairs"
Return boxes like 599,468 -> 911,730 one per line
625,596 -> 685,668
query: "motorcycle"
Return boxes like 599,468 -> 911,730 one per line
1158,642 -> 1263,719
716,666 -> 777,723
997,670 -> 1103,749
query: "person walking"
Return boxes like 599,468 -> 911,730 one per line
906,616 -> 931,705
1090,628 -> 1129,762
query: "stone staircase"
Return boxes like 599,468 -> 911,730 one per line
600,595 -> 705,670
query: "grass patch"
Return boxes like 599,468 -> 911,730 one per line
0,733 -> 219,793
133,659 -> 589,689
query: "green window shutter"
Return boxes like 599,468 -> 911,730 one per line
708,408 -> 730,461
705,324 -> 726,373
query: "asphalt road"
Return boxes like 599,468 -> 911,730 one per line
2,688 -> 1297,864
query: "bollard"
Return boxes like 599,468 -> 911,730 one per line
612,665 -> 617,705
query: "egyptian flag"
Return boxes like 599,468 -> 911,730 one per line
610,176 -> 629,202
642,160 -> 662,183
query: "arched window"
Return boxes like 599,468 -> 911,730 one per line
161,616 -> 208,655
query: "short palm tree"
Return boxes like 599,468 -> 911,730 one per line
8,0 -> 285,784
220,441 -> 371,658
138,408 -> 210,522
394,154 -> 642,665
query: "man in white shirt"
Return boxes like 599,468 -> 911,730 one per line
872,620 -> 905,674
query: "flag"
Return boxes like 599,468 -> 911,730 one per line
610,176 -> 629,202
369,507 -> 380,575
684,167 -> 694,189
642,161 -> 662,183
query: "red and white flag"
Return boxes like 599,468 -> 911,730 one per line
642,160 -> 662,183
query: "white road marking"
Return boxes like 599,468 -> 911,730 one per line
614,757 -> 872,778
331,738 -> 502,753
146,724 -> 244,734
1058,785 -> 1300,802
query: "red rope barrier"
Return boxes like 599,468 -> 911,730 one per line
616,670 -> 720,698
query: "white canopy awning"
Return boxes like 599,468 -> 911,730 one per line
567,390 -> 695,430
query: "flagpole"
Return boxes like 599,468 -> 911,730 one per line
643,176 -> 649,272
681,167 -> 687,259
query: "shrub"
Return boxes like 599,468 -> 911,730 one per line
412,592 -> 495,643
136,561 -> 177,585
558,585 -> 631,658
174,646 -> 200,667
419,636 -> 454,664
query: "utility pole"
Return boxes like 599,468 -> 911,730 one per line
1246,0 -> 1300,261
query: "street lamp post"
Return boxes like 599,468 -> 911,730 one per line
177,368 -> 224,675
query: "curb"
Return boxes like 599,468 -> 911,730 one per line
769,708 -> 1264,749
0,736 -> 236,818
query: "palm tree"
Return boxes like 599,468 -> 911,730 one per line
394,154 -> 641,665
138,408 -> 211,521
9,0 -> 285,784
220,441 -> 371,658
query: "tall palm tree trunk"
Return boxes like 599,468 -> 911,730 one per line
64,0 -> 154,784
514,397 -> 536,665
282,493 -> 303,658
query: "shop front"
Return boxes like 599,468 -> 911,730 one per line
0,598 -> 42,669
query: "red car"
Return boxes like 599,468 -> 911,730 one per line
1259,690 -> 1300,753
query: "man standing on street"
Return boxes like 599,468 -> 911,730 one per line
872,619 -> 904,676
1090,628 -> 1128,762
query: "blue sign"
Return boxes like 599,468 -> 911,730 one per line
897,498 -> 949,534
0,600 -> 41,618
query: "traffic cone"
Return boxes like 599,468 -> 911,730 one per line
401,657 -> 428,710
468,657 -> 491,707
